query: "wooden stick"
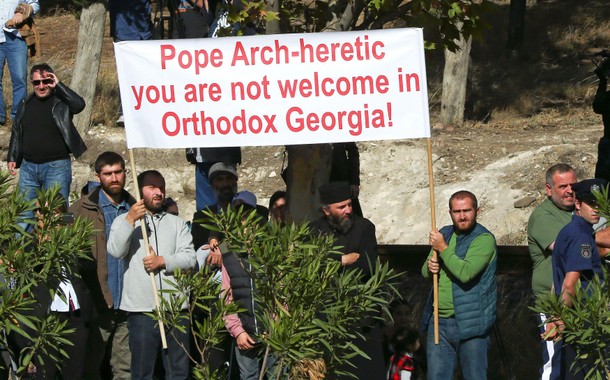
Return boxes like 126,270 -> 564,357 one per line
426,138 -> 439,345
129,149 -> 168,349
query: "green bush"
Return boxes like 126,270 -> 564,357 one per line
0,171 -> 93,376
156,207 -> 399,379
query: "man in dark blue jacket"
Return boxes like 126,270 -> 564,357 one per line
548,178 -> 606,380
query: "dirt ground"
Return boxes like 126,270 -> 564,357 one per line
0,3 -> 607,246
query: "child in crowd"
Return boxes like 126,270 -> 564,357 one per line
383,300 -> 413,360
387,327 -> 420,380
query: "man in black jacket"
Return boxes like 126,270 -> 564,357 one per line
309,181 -> 384,380
7,63 -> 86,214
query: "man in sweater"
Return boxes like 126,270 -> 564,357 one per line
108,170 -> 196,379
422,190 -> 497,380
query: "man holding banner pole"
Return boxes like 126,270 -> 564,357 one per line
108,170 -> 196,379
421,190 -> 497,380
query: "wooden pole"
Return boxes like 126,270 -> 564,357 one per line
129,149 -> 168,349
426,138 -> 439,345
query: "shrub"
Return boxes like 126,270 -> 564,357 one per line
0,171 -> 93,376
156,207 -> 399,379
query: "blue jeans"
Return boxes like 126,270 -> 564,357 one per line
427,317 -> 489,380
18,158 -> 72,204
195,162 -> 217,211
0,32 -> 27,121
128,312 -> 190,380
234,341 -> 277,380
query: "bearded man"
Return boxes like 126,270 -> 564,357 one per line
421,190 -> 497,380
309,181 -> 384,380
108,170 -> 196,380
70,151 -> 136,379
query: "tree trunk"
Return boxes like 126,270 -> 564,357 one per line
285,144 -> 332,223
507,0 -> 526,50
440,29 -> 472,127
72,1 -> 107,135
265,0 -> 281,34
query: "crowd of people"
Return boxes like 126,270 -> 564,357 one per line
0,0 -> 609,379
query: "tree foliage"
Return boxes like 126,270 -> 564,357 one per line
156,207 -> 400,379
0,172 -> 94,376
218,0 -> 493,51
533,273 -> 610,380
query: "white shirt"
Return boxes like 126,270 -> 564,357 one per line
0,0 -> 40,43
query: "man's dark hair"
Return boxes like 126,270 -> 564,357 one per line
94,151 -> 125,174
449,190 -> 478,210
268,190 -> 286,210
137,170 -> 164,196
30,63 -> 54,79
545,163 -> 575,186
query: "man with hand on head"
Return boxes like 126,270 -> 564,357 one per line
421,190 -> 497,380
108,170 -> 196,380
7,63 -> 86,211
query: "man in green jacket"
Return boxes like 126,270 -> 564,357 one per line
422,190 -> 497,380
527,163 -> 576,380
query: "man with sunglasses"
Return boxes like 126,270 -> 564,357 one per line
7,63 -> 87,215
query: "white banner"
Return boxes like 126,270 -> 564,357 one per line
114,28 -> 430,148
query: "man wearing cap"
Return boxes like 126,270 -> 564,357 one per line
310,181 -> 377,273
421,190 -> 497,380
185,147 -> 241,211
309,181 -> 384,380
191,161 -> 239,265
546,178 -> 607,379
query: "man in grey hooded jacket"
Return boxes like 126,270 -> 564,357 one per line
108,170 -> 196,380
